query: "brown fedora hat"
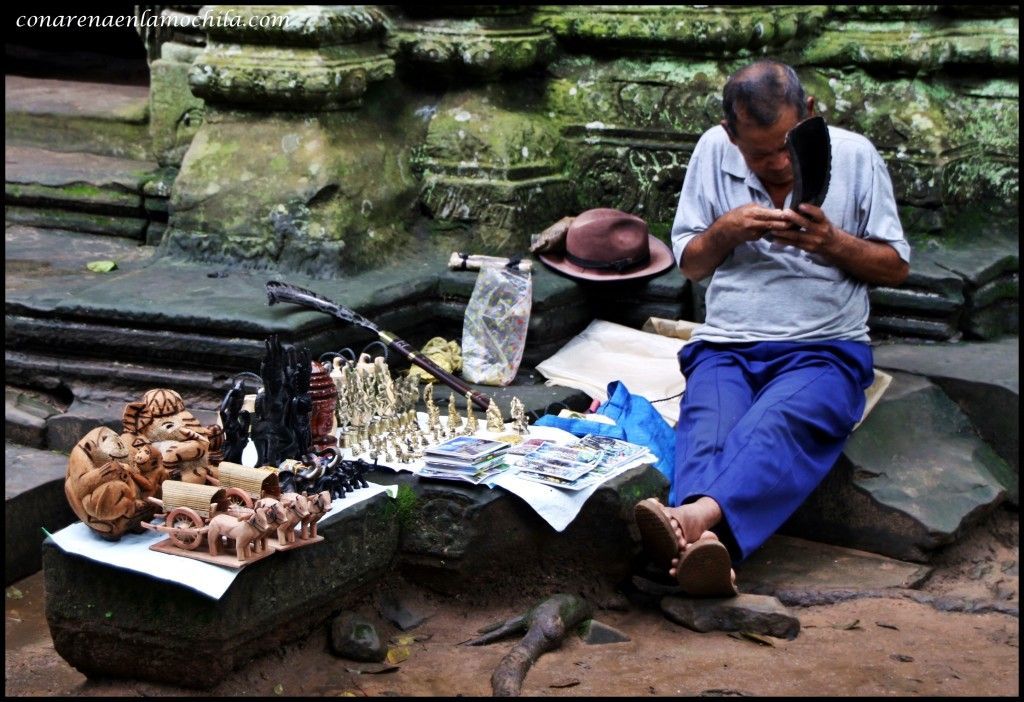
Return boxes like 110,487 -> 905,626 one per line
537,208 -> 675,281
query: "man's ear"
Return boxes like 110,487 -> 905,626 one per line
721,119 -> 737,144
806,96 -> 816,118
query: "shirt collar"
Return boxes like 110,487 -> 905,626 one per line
722,139 -> 750,180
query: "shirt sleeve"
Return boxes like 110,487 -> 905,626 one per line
860,149 -> 911,264
670,132 -> 718,267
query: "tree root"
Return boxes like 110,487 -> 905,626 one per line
464,593 -> 593,696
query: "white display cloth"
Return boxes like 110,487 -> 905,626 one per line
535,319 -> 687,425
46,482 -> 398,601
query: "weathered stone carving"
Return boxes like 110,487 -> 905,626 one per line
390,6 -> 555,80
189,5 -> 394,110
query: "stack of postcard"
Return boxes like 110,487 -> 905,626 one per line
419,435 -> 513,484
512,434 -> 651,491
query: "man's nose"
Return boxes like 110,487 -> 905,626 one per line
768,149 -> 790,171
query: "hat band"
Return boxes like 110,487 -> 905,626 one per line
566,250 -> 650,273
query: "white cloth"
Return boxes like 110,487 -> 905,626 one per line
535,319 -> 686,425
46,482 -> 398,600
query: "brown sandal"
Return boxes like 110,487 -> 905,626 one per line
633,498 -> 680,571
675,539 -> 738,598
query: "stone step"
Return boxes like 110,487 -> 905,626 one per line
4,228 -> 685,380
5,146 -> 166,241
784,370 -> 1012,562
4,75 -> 151,161
4,442 -> 77,585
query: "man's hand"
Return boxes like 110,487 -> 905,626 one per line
777,203 -> 909,286
679,203 -> 788,281
774,203 -> 838,254
718,203 -> 791,246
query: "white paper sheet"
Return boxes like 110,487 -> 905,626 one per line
535,319 -> 687,425
46,482 -> 398,601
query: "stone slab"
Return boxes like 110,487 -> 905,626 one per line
873,337 -> 1019,472
660,593 -> 801,640
5,76 -> 150,160
735,535 -> 932,606
784,371 -> 1010,561
5,443 -> 77,585
42,489 -> 398,689
367,464 -> 669,598
5,144 -> 157,191
5,388 -> 59,447
5,76 -> 149,122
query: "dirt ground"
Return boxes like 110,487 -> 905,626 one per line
5,508 -> 1018,697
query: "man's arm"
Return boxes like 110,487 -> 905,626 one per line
775,204 -> 909,286
679,203 -> 791,281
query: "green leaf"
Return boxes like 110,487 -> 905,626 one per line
86,260 -> 118,273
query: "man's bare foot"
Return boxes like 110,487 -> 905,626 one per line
660,497 -> 723,550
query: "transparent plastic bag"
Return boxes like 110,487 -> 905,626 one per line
461,264 -> 532,386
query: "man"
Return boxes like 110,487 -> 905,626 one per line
634,59 -> 910,596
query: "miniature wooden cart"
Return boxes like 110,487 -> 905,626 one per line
214,462 -> 281,509
213,462 -> 325,553
142,480 -> 275,568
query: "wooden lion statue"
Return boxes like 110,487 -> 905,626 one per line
122,388 -> 218,485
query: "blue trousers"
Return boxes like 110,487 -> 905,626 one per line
672,339 -> 874,562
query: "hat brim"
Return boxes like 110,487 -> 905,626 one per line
537,235 -> 676,282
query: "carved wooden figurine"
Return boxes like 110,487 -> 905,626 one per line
272,492 -> 311,545
300,490 -> 332,539
65,427 -> 151,540
122,388 -> 216,485
206,505 -> 271,561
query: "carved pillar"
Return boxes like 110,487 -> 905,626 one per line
161,5 -> 423,276
391,6 -> 568,253
539,5 -> 828,226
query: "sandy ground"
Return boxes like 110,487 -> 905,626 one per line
5,508 -> 1018,697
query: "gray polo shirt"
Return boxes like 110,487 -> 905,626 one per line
671,125 -> 910,343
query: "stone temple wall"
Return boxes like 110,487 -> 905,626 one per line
148,5 -> 1018,340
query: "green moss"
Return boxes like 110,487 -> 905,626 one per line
383,484 -> 419,531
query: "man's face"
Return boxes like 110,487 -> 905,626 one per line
725,103 -> 806,190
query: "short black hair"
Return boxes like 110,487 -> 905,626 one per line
723,60 -> 807,136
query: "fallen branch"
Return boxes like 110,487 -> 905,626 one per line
464,593 -> 593,697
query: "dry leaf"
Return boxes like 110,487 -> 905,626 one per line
6,587 -> 24,600
273,683 -> 284,695
728,631 -> 775,647
391,634 -> 416,646
875,621 -> 900,631
386,646 -> 410,664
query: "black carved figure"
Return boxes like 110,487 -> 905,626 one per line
219,377 -> 253,464
251,335 -> 314,467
